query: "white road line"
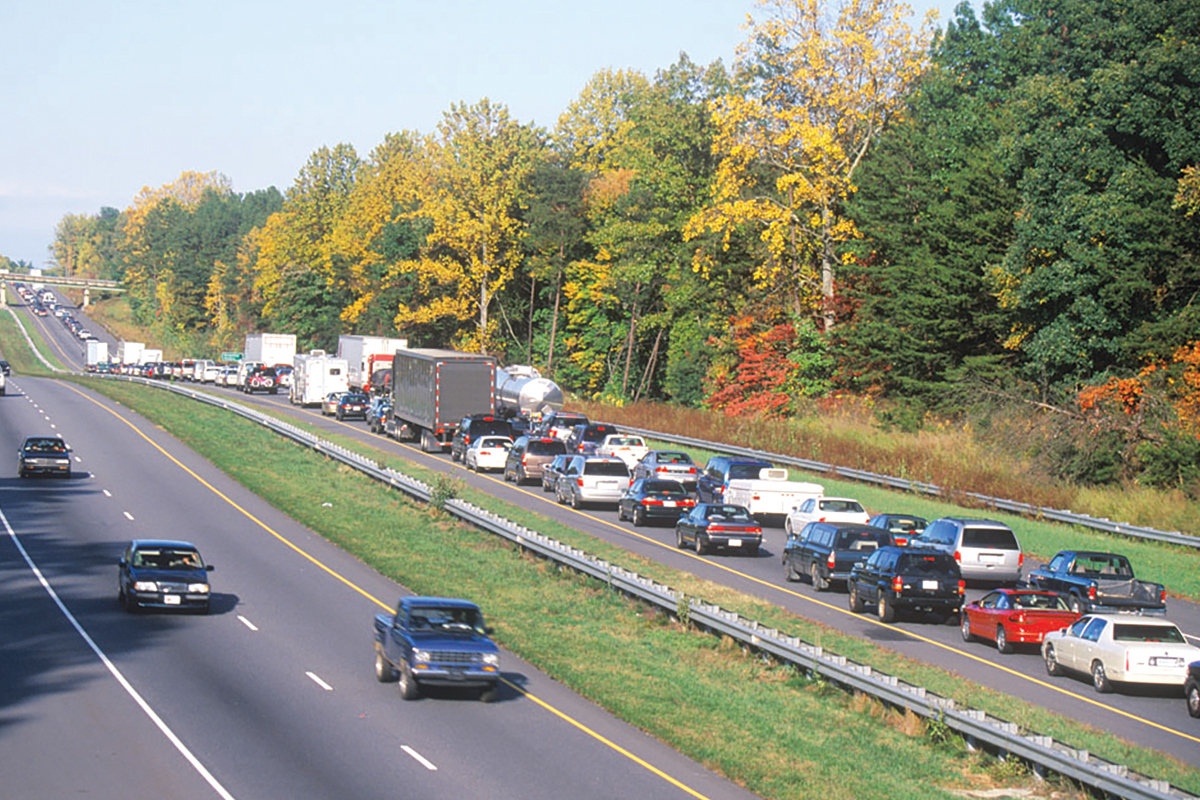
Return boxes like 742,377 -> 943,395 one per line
237,616 -> 259,631
305,671 -> 333,691
400,745 -> 438,771
123,511 -> 135,521
103,489 -> 112,497
1,505 -> 238,800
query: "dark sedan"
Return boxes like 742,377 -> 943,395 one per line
117,539 -> 214,613
867,513 -> 928,547
18,435 -> 72,478
335,392 -> 370,421
617,479 -> 696,526
674,503 -> 763,556
541,454 -> 572,493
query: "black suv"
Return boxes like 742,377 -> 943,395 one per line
565,422 -> 619,455
242,365 -> 279,395
451,414 -> 514,462
847,546 -> 964,623
696,455 -> 774,503
783,522 -> 893,591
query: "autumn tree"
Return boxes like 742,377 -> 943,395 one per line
686,0 -> 932,329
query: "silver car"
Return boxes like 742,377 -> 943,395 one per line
913,518 -> 1023,584
555,456 -> 630,509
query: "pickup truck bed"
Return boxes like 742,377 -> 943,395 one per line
1027,550 -> 1166,615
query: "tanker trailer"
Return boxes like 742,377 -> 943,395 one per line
495,365 -> 564,420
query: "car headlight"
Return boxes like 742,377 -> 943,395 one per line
411,649 -> 430,663
187,583 -> 210,594
482,653 -> 499,666
133,581 -> 158,592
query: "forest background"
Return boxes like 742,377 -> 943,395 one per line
8,0 -> 1200,503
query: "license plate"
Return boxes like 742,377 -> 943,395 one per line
979,553 -> 1003,564
663,500 -> 676,507
598,480 -> 618,488
163,595 -> 181,605
1150,657 -> 1183,667
728,539 -> 742,547
921,580 -> 938,590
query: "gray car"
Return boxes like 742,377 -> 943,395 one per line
555,455 -> 630,509
913,518 -> 1023,585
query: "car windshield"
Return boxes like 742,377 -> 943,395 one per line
24,439 -> 66,454
822,499 -> 865,513
132,548 -> 202,569
1009,592 -> 1069,611
899,554 -> 956,575
527,440 -> 566,456
1112,623 -> 1186,643
342,394 -> 369,404
643,481 -> 687,495
706,506 -> 754,522
727,464 -> 770,480
1070,555 -> 1133,578
607,437 -> 644,447
585,461 -> 628,476
409,606 -> 485,634
478,437 -> 511,448
656,452 -> 692,464
962,527 -> 1019,550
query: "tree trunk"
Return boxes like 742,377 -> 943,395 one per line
635,326 -> 664,402
622,287 -> 640,397
547,262 -> 562,375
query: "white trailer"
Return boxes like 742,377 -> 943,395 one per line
116,341 -> 143,366
86,340 -> 109,367
725,469 -> 824,524
291,350 -> 350,406
336,335 -> 408,392
139,348 -> 162,365
244,333 -> 297,367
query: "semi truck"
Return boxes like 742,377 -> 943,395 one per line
387,349 -> 495,452
244,333 -> 297,367
494,365 -> 563,419
290,350 -> 350,406
85,340 -> 109,368
335,335 -> 408,394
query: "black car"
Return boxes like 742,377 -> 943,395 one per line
674,503 -> 763,556
0,359 -> 10,375
847,546 -> 964,623
617,479 -> 696,526
867,514 -> 928,547
783,521 -> 893,591
242,365 -> 279,395
118,539 -> 214,614
18,435 -> 72,478
696,455 -> 774,503
565,422 -> 619,455
541,453 -> 572,493
451,414 -> 514,462
335,392 -> 370,421
366,396 -> 392,434
1187,661 -> 1200,719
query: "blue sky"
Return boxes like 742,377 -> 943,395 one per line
0,0 -> 961,267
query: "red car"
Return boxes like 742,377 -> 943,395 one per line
960,589 -> 1079,654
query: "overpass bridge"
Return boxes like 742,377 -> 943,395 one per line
0,270 -> 124,308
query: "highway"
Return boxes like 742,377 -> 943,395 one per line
14,289 -> 1200,771
1,306 -> 761,799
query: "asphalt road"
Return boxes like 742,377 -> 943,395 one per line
1,309 -> 763,799
16,289 -> 1200,770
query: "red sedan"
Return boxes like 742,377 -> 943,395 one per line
960,589 -> 1080,654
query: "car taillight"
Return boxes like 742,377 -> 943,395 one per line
656,466 -> 667,473
1088,585 -> 1097,601
1018,552 -> 1025,567
957,580 -> 966,595
576,478 -> 584,487
895,536 -> 909,546
818,517 -> 826,522
747,527 -> 762,534
688,467 -> 697,474
953,550 -> 962,563
752,494 -> 762,500
1011,612 -> 1026,624
827,552 -> 836,569
1126,651 -> 1130,672
709,524 -> 728,532
1160,587 -> 1167,604
891,575 -> 903,593
644,498 -> 663,506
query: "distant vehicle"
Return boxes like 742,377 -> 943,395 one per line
554,455 -> 630,509
335,392 -> 370,421
541,454 -> 572,493
291,350 -> 349,406
867,514 -> 928,547
200,363 -> 222,383
1027,551 -> 1166,616
1042,614 -> 1200,694
783,521 -> 892,591
536,411 -> 589,441
594,434 -> 649,469
631,450 -> 699,488
18,435 -> 72,478
0,372 -> 5,395
785,497 -> 870,534
244,333 -> 296,369
494,364 -> 563,419
503,435 -> 566,485
243,365 -> 279,395
117,539 -> 213,614
847,546 -> 964,624
216,366 -> 238,386
389,349 -> 496,453
451,414 -> 513,463
335,335 -> 408,393
674,503 -> 763,556
912,518 -> 1024,585
565,422 -> 619,456
321,391 -> 343,416
373,596 -> 500,702
366,396 -> 392,434
960,589 -> 1080,654
617,479 -> 695,526
695,456 -> 774,504
465,435 -> 513,472
725,469 -> 822,524
0,359 -> 12,375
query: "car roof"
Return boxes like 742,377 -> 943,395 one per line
400,596 -> 481,610
131,539 -> 201,550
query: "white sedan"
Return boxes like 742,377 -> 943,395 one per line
594,435 -> 649,469
785,496 -> 870,534
465,436 -> 513,472
1042,614 -> 1200,693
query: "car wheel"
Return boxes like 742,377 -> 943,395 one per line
694,535 -> 705,556
810,563 -> 828,592
877,592 -> 896,623
398,660 -> 420,700
1044,645 -> 1063,676
1187,680 -> 1200,719
784,557 -> 798,582
1068,593 -> 1086,616
633,506 -> 646,527
848,583 -> 864,613
996,625 -> 1013,654
617,504 -> 626,521
1091,661 -> 1113,693
121,586 -> 138,614
374,650 -> 398,683
570,491 -> 581,510
675,528 -> 685,549
960,614 -> 974,643
336,411 -> 343,421
555,488 -> 566,505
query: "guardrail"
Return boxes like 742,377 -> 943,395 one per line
80,374 -> 1194,800
614,425 -> 1200,550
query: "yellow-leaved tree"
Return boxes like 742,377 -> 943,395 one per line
686,0 -> 932,328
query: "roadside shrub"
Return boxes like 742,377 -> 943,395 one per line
1137,432 -> 1200,497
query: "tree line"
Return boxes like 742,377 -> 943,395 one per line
41,0 -> 1200,491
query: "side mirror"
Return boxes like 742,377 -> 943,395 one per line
484,626 -> 495,635
204,565 -> 215,571
118,557 -> 127,567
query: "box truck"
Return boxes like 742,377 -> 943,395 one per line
388,349 -> 495,452
244,333 -> 297,367
86,340 -> 109,368
116,341 -> 143,367
290,350 -> 350,406
336,335 -> 408,394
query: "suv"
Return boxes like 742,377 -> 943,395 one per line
242,365 -> 279,394
696,456 -> 774,503
503,435 -> 567,485
366,396 -> 392,434
913,518 -> 1023,584
847,546 -> 964,623
451,414 -> 514,462
565,423 -> 619,455
555,455 -> 630,508
783,521 -> 893,590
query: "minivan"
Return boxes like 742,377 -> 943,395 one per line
555,455 -> 630,508
503,436 -> 567,485
914,518 -> 1023,584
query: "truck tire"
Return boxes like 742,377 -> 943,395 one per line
398,661 -> 420,700
374,649 -> 398,683
848,583 -> 864,613
420,430 -> 436,453
810,563 -> 828,592
877,592 -> 896,623
1068,593 -> 1087,616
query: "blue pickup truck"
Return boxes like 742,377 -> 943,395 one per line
1026,550 -> 1167,616
373,596 -> 501,701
